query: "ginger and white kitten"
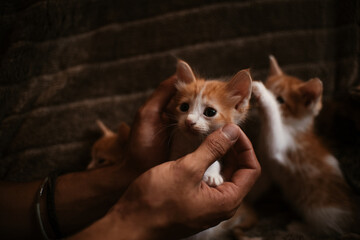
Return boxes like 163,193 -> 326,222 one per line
252,55 -> 358,235
87,120 -> 130,169
169,60 -> 252,187
169,60 -> 257,240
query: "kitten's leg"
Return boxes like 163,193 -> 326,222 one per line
203,161 -> 224,187
252,82 -> 288,162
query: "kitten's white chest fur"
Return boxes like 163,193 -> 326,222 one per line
252,81 -> 291,164
170,131 -> 224,187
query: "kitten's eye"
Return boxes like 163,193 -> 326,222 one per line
97,158 -> 106,164
203,107 -> 217,117
276,96 -> 285,104
179,103 -> 189,112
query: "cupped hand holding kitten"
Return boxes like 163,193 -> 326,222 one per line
69,76 -> 260,240
123,74 -> 178,175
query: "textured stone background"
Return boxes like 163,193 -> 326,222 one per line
0,0 -> 359,238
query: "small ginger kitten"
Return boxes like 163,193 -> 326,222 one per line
169,60 -> 257,240
252,55 -> 358,235
169,60 -> 252,187
87,120 -> 130,169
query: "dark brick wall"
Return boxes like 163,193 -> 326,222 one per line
0,0 -> 359,181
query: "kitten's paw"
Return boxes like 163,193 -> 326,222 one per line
203,173 -> 224,187
251,81 -> 267,100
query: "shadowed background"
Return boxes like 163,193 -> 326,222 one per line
1,0 -> 359,238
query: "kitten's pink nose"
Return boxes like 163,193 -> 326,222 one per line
185,119 -> 196,128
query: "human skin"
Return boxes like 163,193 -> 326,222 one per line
68,122 -> 260,240
0,76 -> 177,239
0,75 -> 260,240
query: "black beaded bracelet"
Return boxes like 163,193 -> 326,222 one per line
46,172 -> 63,239
36,176 -> 52,240
36,173 -> 63,240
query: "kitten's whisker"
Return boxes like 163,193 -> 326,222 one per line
152,123 -> 179,147
168,127 -> 181,147
165,113 -> 178,121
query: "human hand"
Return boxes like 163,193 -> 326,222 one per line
125,75 -> 177,174
111,123 -> 260,240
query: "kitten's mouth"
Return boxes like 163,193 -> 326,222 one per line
184,126 -> 207,137
185,127 -> 199,135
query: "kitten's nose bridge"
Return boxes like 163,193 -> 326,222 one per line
185,114 -> 198,127
185,118 -> 196,127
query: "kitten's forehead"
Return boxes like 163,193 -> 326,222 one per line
179,80 -> 226,97
176,79 -> 206,97
177,79 -> 237,110
267,75 -> 303,93
202,81 -> 226,96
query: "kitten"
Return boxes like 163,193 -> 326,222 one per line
169,60 -> 252,187
87,120 -> 130,169
252,55 -> 358,235
168,60 -> 257,240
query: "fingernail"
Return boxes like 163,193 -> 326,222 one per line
222,124 -> 239,141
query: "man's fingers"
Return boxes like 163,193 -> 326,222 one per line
224,129 -> 261,201
182,124 -> 241,177
232,128 -> 260,180
217,128 -> 260,205
141,75 -> 177,115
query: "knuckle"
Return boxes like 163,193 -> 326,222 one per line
181,155 -> 201,177
251,157 -> 262,179
206,137 -> 227,159
170,161 -> 183,174
216,198 -> 237,219
137,105 -> 156,121
173,159 -> 201,181
136,106 -> 148,119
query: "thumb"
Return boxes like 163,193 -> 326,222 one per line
182,124 -> 240,176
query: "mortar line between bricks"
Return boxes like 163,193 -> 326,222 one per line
4,23 -> 356,88
4,0 -> 285,44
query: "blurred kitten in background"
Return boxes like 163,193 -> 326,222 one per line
252,55 -> 359,236
87,120 -> 130,169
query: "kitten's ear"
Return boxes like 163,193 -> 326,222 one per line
176,60 -> 196,83
96,120 -> 115,137
299,78 -> 323,112
269,55 -> 283,77
227,69 -> 253,110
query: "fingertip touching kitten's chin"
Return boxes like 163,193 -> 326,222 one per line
181,127 -> 210,138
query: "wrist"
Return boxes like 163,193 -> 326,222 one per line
68,201 -> 156,240
54,164 -> 138,236
110,198 -> 156,240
